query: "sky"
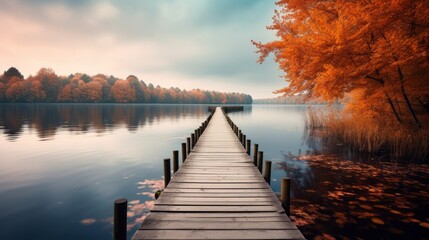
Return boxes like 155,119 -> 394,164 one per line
0,0 -> 285,99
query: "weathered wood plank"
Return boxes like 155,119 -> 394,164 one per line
162,188 -> 274,193
158,193 -> 276,198
156,197 -> 277,202
167,183 -> 269,189
146,212 -> 289,218
143,216 -> 291,222
132,230 -> 305,239
139,220 -> 298,230
151,205 -> 281,212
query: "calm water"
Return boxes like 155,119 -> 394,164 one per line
1,104 -> 428,240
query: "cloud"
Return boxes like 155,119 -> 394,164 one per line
0,0 -> 283,98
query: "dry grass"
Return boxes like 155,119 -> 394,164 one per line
305,107 -> 429,162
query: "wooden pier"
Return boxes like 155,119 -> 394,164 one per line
131,107 -> 305,239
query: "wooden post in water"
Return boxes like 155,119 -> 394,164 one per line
186,137 -> 191,155
253,144 -> 259,165
194,129 -> 198,141
263,160 -> 272,185
113,198 -> 127,240
281,177 -> 291,216
181,143 -> 186,163
191,134 -> 196,149
173,151 -> 179,173
164,159 -> 171,187
246,139 -> 251,155
257,151 -> 263,173
243,134 -> 246,147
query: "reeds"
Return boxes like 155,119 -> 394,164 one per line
305,107 -> 429,162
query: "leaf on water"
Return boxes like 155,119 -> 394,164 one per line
409,218 -> 420,223
359,204 -> 373,210
373,205 -> 387,209
322,233 -> 336,240
390,210 -> 401,215
371,217 -> 385,225
335,219 -> 346,225
419,222 -> 429,228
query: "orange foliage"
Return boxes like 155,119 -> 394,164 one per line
110,80 -> 136,103
0,67 -> 253,104
254,0 -> 429,126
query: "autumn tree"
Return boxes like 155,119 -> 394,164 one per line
254,0 -> 429,127
110,79 -> 136,103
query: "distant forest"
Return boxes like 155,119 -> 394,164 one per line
253,96 -> 326,105
0,67 -> 252,104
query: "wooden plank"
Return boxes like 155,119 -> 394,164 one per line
162,188 -> 274,193
167,183 -> 269,189
156,197 -> 277,202
147,212 -> 289,218
132,230 -> 305,239
151,205 -> 281,212
139,220 -> 298,230
171,179 -> 265,183
144,216 -> 291,222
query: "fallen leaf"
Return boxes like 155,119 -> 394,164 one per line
371,217 -> 385,225
390,210 -> 401,215
419,222 -> 429,228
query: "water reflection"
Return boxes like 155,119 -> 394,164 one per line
0,104 -> 207,140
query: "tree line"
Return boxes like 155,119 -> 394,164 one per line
253,96 -> 326,105
0,67 -> 252,104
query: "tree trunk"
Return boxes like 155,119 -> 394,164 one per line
401,85 -> 421,127
397,65 -> 421,127
386,92 -> 402,124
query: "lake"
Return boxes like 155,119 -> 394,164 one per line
0,104 -> 428,240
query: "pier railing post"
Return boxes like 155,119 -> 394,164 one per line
257,151 -> 263,173
263,160 -> 272,185
253,144 -> 259,166
164,159 -> 171,187
243,134 -> 246,147
187,137 -> 191,155
246,140 -> 251,155
194,129 -> 198,141
173,151 -> 179,173
113,198 -> 127,240
253,143 -> 259,166
191,133 -> 196,149
181,143 -> 186,163
281,177 -> 291,216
